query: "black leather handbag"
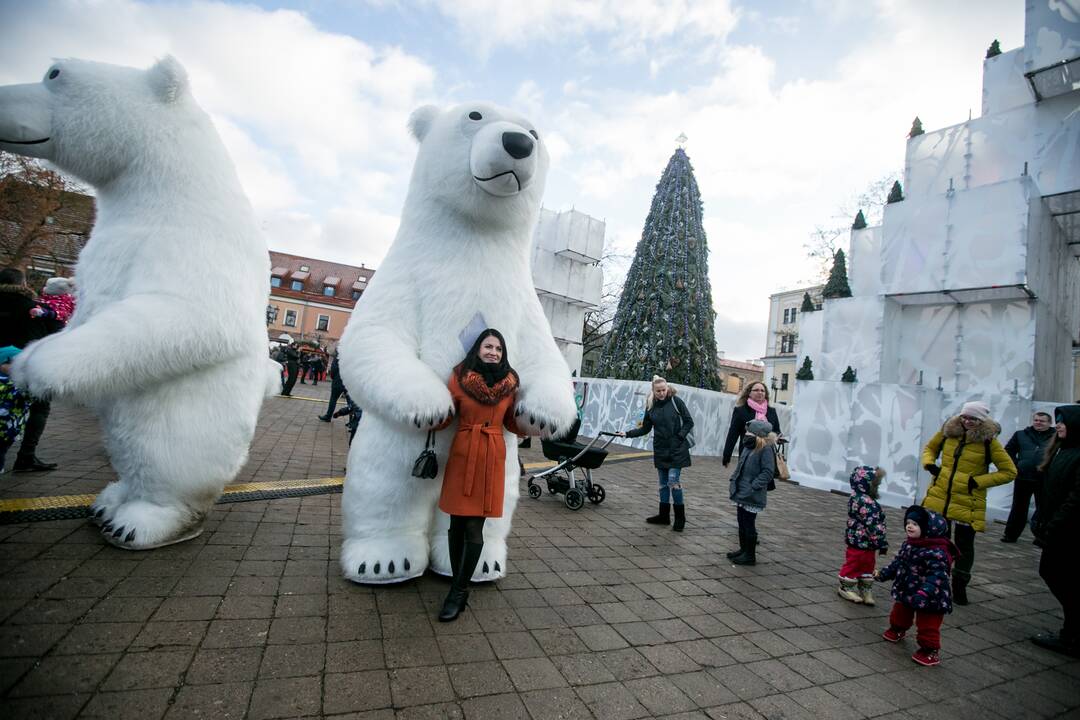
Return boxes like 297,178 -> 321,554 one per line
411,431 -> 439,479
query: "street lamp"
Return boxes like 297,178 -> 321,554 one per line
771,376 -> 778,397
266,304 -> 278,326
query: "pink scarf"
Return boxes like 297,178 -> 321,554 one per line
747,397 -> 769,421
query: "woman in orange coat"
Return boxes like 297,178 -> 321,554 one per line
435,328 -> 524,622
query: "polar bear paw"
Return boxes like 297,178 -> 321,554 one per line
428,536 -> 507,582
515,378 -> 578,439
89,482 -> 129,527
97,500 -> 205,550
341,535 -> 427,584
9,336 -> 62,400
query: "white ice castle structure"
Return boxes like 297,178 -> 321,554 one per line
789,3 -> 1080,518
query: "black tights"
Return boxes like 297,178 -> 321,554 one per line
447,515 -> 485,584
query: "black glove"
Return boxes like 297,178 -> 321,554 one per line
968,477 -> 978,492
924,464 -> 940,477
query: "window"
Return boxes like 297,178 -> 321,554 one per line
782,307 -> 797,324
270,276 -> 282,287
351,290 -> 362,300
300,265 -> 309,272
316,314 -> 329,332
790,308 -> 797,324
290,280 -> 304,291
323,286 -> 335,296
781,373 -> 789,390
780,335 -> 795,354
284,310 -> 297,327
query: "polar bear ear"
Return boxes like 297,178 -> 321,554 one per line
408,105 -> 439,142
148,55 -> 189,104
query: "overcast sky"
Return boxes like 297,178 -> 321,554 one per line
0,0 -> 1025,362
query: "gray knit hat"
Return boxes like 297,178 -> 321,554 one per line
746,420 -> 772,438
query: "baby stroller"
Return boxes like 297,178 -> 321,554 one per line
526,419 -> 616,510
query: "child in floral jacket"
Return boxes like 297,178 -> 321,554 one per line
838,466 -> 888,605
875,505 -> 958,667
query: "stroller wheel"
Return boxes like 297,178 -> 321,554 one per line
528,483 -> 542,499
588,484 -> 606,504
565,488 -> 585,511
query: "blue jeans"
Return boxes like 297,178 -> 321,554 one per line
657,467 -> 684,505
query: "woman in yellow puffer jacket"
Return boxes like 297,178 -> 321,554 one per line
920,401 -> 1017,606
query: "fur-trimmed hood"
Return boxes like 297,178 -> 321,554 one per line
0,284 -> 35,300
941,414 -> 1000,442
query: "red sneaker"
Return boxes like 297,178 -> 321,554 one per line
882,627 -> 906,643
912,647 -> 940,666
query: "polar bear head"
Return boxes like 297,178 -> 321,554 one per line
404,102 -> 549,230
0,56 -> 216,188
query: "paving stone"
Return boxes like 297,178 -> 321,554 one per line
187,646 -> 263,684
9,652 -> 120,696
259,642 -> 326,678
447,660 -> 514,697
100,648 -> 193,691
248,676 -> 322,719
520,687 -> 594,720
575,681 -> 651,720
325,639 -> 385,673
551,651 -> 618,686
78,687 -> 173,720
460,692 -> 528,719
389,666 -> 455,707
623,675 -> 698,716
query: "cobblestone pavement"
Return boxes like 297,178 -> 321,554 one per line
1,387 -> 1077,719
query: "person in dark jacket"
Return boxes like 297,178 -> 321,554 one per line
1031,405 -> 1080,658
319,351 -> 346,422
0,267 -> 62,472
726,419 -> 777,565
1001,411 -> 1056,542
618,375 -> 694,531
280,343 -> 301,396
309,354 -> 325,386
723,381 -> 781,467
837,466 -> 889,605
875,505 -> 958,667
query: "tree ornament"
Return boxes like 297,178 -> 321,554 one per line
887,180 -> 904,204
796,356 -> 814,381
822,249 -> 853,299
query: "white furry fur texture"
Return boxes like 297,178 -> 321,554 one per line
337,102 -> 578,584
0,57 -> 277,549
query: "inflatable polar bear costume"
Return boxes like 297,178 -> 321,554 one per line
0,57 -> 278,549
337,102 -> 578,584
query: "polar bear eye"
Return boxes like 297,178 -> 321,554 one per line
47,68 -> 61,80
529,130 -> 539,140
468,111 -> 483,121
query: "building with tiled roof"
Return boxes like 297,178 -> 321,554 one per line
716,356 -> 764,395
266,251 -> 375,351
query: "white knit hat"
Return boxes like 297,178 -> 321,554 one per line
960,401 -> 990,421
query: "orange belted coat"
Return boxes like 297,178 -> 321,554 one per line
435,369 -> 523,518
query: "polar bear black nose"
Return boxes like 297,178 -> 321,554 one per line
502,132 -> 534,160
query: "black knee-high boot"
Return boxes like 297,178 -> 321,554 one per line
727,528 -> 746,560
439,541 -> 483,622
447,524 -> 464,581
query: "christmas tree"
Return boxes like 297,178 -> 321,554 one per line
796,356 -> 814,380
986,39 -> 1001,58
822,249 -> 853,299
598,147 -> 721,390
800,291 -> 815,312
841,366 -> 857,382
909,117 -> 924,137
852,210 -> 867,230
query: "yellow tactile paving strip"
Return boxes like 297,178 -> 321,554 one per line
0,451 -> 653,522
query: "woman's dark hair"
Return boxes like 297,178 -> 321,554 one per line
1038,434 -> 1060,474
0,267 -> 26,285
456,328 -> 518,382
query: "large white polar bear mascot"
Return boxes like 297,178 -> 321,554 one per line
337,102 -> 578,584
0,57 -> 277,549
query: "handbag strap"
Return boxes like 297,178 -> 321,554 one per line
425,430 -> 435,450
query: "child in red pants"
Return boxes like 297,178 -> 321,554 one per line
875,505 -> 958,666
838,466 -> 888,605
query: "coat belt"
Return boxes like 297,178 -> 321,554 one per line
460,423 -> 503,513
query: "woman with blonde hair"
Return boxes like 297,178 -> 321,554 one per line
722,381 -> 781,468
617,375 -> 694,531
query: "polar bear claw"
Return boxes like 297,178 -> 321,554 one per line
341,536 -> 428,584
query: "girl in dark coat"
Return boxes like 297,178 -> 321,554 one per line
1031,405 -> 1080,658
727,419 -> 777,565
837,466 -> 889,606
875,506 -> 957,667
618,375 -> 694,531
723,381 -> 781,467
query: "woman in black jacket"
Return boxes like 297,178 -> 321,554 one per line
723,381 -> 781,467
1031,404 -> 1080,658
617,375 -> 694,531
